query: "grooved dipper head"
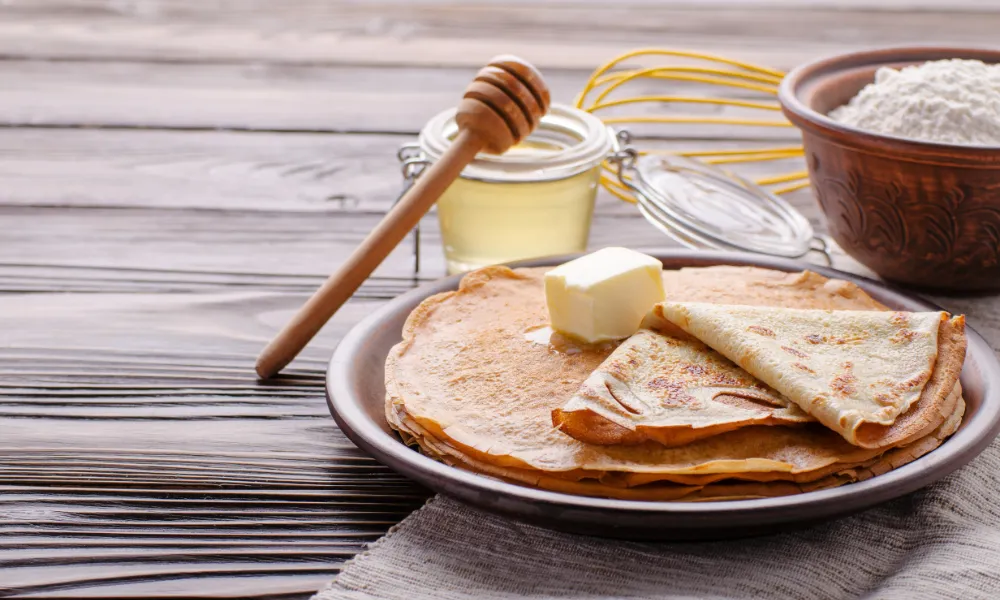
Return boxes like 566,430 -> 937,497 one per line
455,55 -> 551,155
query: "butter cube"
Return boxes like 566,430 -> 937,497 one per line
544,248 -> 665,343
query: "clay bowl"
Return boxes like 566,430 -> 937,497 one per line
779,47 -> 1000,292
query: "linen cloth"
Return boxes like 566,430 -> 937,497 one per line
315,276 -> 1000,600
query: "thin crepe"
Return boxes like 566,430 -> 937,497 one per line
657,302 -> 966,448
552,328 -> 812,447
661,266 -> 886,311
387,266 -> 948,483
392,383 -> 964,500
608,385 -> 963,487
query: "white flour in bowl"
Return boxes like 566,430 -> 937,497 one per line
828,59 -> 1000,146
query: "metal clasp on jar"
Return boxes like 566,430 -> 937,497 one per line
395,143 -> 432,276
607,129 -> 639,192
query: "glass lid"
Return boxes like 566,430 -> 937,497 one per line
628,153 -> 815,258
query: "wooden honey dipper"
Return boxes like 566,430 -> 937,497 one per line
256,55 -> 551,379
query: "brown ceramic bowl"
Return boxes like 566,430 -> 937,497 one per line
779,47 -> 1000,292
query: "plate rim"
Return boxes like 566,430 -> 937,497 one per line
326,250 -> 1000,529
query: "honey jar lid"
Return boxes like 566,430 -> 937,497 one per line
620,152 -> 816,259
419,103 -> 614,183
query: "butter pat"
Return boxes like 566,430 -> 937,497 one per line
544,248 -> 665,343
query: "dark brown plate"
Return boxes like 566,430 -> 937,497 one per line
326,250 -> 1000,540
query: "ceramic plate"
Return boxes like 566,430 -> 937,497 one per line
326,250 -> 1000,540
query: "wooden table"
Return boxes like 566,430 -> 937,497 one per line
3,2 -> 996,598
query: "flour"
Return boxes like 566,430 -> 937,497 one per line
828,59 -> 1000,146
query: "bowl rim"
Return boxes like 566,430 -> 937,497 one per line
325,250 -> 1000,536
779,45 -> 1000,158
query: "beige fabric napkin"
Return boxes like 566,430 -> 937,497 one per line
315,286 -> 1000,600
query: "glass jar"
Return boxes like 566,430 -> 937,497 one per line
407,104 -> 615,274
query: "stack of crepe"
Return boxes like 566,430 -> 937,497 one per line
385,265 -> 966,501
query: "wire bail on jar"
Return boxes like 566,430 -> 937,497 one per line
395,143 -> 431,276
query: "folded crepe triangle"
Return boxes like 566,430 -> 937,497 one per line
656,303 -> 966,448
553,328 -> 813,447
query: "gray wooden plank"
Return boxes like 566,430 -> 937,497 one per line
0,1 -> 995,69
15,573 -> 333,599
0,60 -> 788,134
0,129 -> 803,212
0,129 -> 413,212
0,205 -> 438,287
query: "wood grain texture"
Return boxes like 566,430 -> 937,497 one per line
0,294 -> 429,599
0,0 -> 967,597
0,1 -> 997,69
0,60 -> 791,136
0,129 -> 802,212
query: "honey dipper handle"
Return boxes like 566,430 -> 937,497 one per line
255,129 -> 484,379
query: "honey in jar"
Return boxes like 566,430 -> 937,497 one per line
414,104 -> 614,274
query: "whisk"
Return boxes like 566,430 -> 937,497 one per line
574,49 -> 810,203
